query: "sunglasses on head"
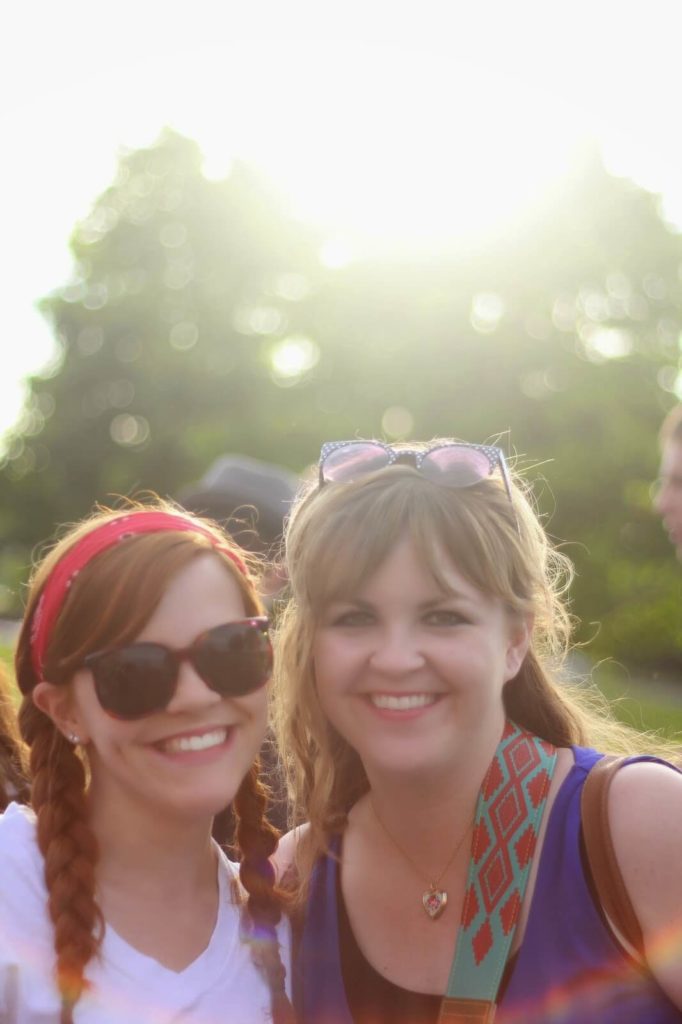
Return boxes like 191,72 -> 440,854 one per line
319,440 -> 514,503
83,618 -> 272,720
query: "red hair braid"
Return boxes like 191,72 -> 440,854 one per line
19,699 -> 103,1023
233,763 -> 296,1024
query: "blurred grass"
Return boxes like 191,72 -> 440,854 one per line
0,642 -> 19,708
0,643 -> 13,673
590,661 -> 682,739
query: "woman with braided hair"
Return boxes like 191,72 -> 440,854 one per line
0,503 -> 293,1023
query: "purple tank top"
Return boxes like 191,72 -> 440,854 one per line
294,746 -> 680,1024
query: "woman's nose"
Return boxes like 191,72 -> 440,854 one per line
165,660 -> 222,713
367,628 -> 425,674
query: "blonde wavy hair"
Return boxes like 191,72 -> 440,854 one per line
273,444 -> 671,895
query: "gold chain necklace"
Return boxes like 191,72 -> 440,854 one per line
370,799 -> 473,920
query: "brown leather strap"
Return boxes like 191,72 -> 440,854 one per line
439,997 -> 496,1023
580,755 -> 644,956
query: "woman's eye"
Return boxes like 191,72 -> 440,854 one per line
424,609 -> 466,626
330,610 -> 373,627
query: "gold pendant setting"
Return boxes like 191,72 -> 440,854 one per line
422,886 -> 448,919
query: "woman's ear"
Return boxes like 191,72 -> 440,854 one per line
504,614 -> 533,682
32,682 -> 87,744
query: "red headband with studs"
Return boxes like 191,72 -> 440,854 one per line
29,511 -> 247,685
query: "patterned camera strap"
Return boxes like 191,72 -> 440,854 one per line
438,721 -> 557,1024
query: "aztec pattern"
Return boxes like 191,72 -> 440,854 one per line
442,721 -> 557,1017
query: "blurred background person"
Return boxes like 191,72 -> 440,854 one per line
178,453 -> 299,610
654,405 -> 682,561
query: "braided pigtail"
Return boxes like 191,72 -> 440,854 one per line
233,763 -> 296,1024
19,699 -> 103,1024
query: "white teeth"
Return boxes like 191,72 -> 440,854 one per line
369,694 -> 437,711
162,728 -> 228,754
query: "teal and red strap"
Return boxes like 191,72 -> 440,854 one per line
439,721 -> 558,1024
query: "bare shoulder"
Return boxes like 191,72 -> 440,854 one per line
272,822 -> 310,882
609,759 -> 682,851
608,759 -> 682,1006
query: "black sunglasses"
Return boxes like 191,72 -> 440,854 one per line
83,618 -> 272,720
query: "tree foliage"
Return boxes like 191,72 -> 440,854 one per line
2,129 -> 682,667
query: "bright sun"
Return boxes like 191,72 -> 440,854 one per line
189,41 -> 581,247
0,22 -> 663,442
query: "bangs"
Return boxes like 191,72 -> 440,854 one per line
302,505 -> 410,609
290,469 -> 516,613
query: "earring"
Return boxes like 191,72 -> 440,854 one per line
67,732 -> 81,745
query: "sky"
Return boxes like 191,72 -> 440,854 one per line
2,0 -> 682,443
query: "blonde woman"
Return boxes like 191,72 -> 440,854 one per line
275,440 -> 682,1024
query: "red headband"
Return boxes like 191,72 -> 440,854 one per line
29,511 -> 248,684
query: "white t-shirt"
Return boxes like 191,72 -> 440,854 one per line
0,803 -> 290,1023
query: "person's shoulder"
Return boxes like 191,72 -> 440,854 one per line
0,801 -> 38,856
272,823 -> 310,884
0,803 -> 48,950
608,759 -> 682,1005
0,804 -> 43,901
609,758 -> 682,849
609,756 -> 682,812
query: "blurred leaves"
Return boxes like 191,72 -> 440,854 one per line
1,128 -> 681,669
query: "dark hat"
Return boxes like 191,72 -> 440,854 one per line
178,454 -> 298,550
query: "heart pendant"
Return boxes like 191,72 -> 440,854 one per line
422,887 -> 448,920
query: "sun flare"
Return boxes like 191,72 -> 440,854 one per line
189,41 -> 583,247
2,5 -> 680,442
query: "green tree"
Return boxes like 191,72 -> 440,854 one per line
2,133 -> 682,669
0,129 -> 325,546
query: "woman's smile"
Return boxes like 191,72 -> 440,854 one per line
149,724 -> 234,761
313,533 -> 531,782
367,692 -> 441,712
